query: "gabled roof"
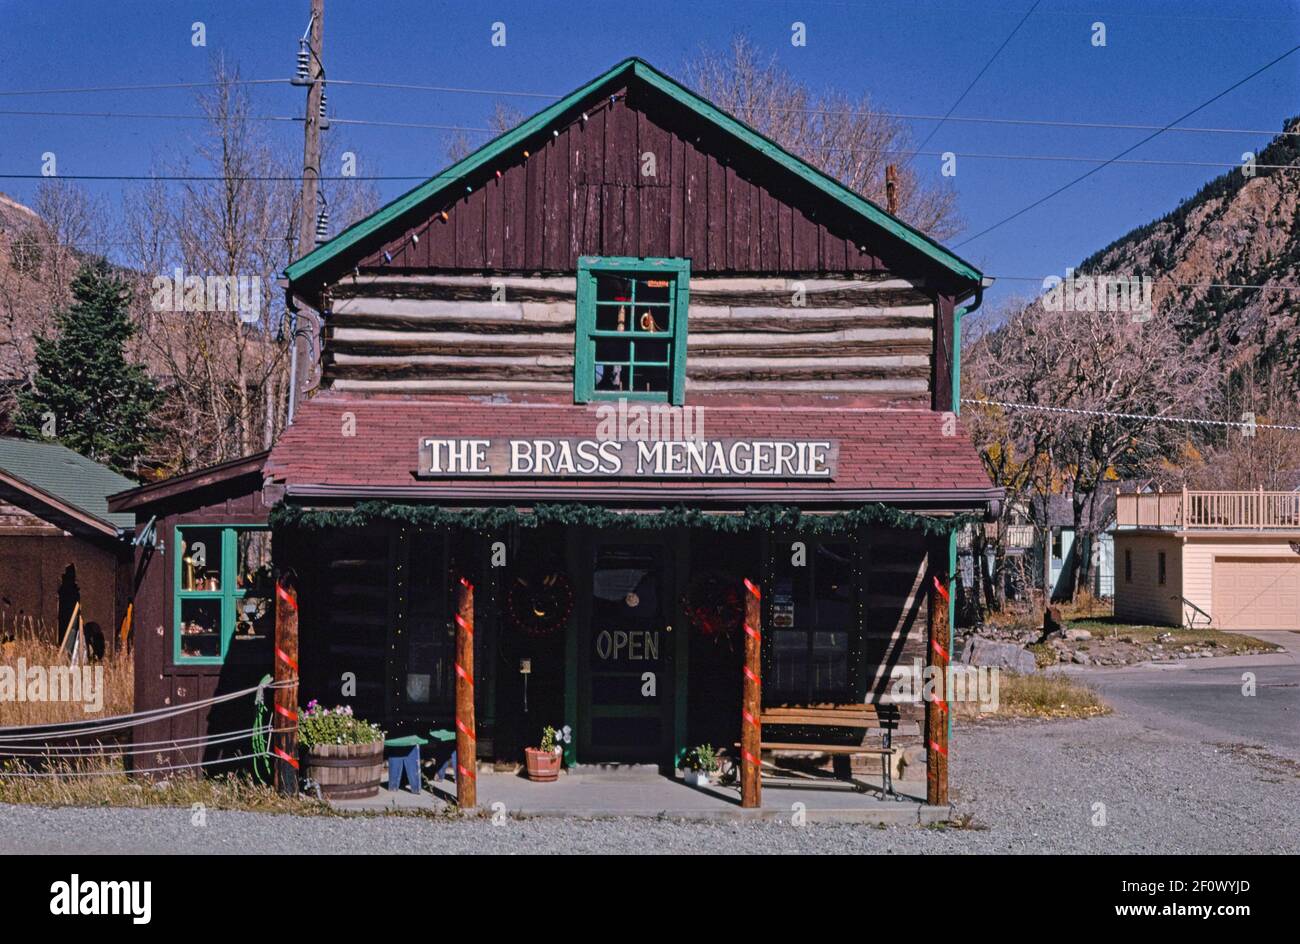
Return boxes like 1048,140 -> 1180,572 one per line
0,437 -> 136,533
285,57 -> 982,290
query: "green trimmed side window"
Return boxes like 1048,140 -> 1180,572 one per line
175,525 -> 274,664
575,256 -> 689,404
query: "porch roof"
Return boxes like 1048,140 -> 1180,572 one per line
266,394 -> 999,509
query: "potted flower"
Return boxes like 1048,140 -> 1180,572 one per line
679,744 -> 720,787
298,701 -> 385,799
524,724 -> 570,782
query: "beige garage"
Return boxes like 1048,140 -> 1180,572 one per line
1211,556 -> 1300,631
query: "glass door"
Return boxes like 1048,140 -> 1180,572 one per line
580,538 -> 676,763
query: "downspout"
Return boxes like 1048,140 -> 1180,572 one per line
285,287 -> 299,426
948,277 -> 989,741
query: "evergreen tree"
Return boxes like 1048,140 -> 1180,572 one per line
16,260 -> 161,473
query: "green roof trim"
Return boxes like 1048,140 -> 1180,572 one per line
285,57 -> 981,288
0,437 -> 137,530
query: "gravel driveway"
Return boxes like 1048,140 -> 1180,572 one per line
4,711 -> 1297,854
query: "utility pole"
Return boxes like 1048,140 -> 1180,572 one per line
296,0 -> 325,260
288,0 -> 324,425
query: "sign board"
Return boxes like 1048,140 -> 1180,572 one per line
417,437 -> 839,480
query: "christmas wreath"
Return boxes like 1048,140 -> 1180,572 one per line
684,571 -> 743,641
507,571 -> 574,638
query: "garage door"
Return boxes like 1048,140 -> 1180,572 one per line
1212,557 -> 1300,630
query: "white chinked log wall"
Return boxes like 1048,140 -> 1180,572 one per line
323,273 -> 936,400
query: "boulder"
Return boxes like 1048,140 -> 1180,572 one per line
1072,651 -> 1091,665
1063,628 -> 1093,641
961,636 -> 1037,674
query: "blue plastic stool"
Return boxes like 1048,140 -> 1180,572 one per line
384,735 -> 428,793
428,728 -> 457,781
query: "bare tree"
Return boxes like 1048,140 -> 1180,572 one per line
683,35 -> 961,239
965,299 -> 1212,604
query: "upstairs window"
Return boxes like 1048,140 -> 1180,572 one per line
575,257 -> 688,405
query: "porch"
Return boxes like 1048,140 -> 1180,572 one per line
330,764 -> 950,825
1117,488 -> 1300,531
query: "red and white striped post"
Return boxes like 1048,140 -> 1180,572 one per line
454,576 -> 477,809
926,574 -> 950,806
272,574 -> 300,795
740,577 -> 762,809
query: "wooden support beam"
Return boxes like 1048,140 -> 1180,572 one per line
740,577 -> 763,809
273,574 -> 300,795
925,573 -> 950,806
455,576 -> 477,809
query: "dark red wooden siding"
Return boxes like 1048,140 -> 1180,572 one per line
357,83 -> 946,280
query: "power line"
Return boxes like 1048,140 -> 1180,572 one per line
4,150 -> 1293,183
987,275 -> 1300,293
7,105 -> 1296,143
0,78 -> 289,97
903,0 -> 1043,168
963,398 -> 1300,434
956,42 -> 1300,247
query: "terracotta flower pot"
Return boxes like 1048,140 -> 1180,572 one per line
525,747 -> 561,782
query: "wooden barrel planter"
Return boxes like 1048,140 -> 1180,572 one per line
302,741 -> 384,799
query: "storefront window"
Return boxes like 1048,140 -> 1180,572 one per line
574,257 -> 689,405
768,540 -> 855,703
175,525 -> 273,664
404,530 -> 453,707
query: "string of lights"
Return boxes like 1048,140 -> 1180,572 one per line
963,398 -> 1300,434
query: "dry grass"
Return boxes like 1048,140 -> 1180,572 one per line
1056,591 -> 1112,621
957,671 -> 1111,722
0,634 -> 133,727
0,756 -> 332,813
1064,618 -> 1278,654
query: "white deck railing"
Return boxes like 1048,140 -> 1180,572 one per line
1116,488 -> 1300,530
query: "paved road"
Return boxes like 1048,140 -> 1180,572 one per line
1062,632 -> 1300,759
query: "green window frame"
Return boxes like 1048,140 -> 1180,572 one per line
574,256 -> 689,405
174,525 -> 272,665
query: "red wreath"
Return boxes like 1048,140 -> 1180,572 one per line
507,572 -> 574,638
685,571 -> 743,641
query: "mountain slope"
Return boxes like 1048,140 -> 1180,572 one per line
1077,117 -> 1300,390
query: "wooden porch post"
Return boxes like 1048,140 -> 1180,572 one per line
272,574 -> 300,795
925,573 -> 950,806
455,576 -> 477,809
740,577 -> 762,809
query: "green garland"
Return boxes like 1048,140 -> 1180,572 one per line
270,500 -> 978,536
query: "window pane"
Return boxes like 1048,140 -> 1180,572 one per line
634,340 -> 670,364
594,363 -> 626,392
633,307 -> 668,333
631,365 -> 669,392
771,629 -> 808,699
810,631 -> 849,697
179,598 -> 222,659
596,274 -> 634,303
815,542 -> 855,629
596,304 -> 630,332
634,276 -> 671,304
407,531 -> 452,705
235,530 -> 273,591
179,529 -> 221,591
595,338 -> 631,362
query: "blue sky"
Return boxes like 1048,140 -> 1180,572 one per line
1,0 -> 1297,310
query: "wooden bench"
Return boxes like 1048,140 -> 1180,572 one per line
740,704 -> 904,798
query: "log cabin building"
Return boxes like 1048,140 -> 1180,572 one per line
108,58 -> 999,795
